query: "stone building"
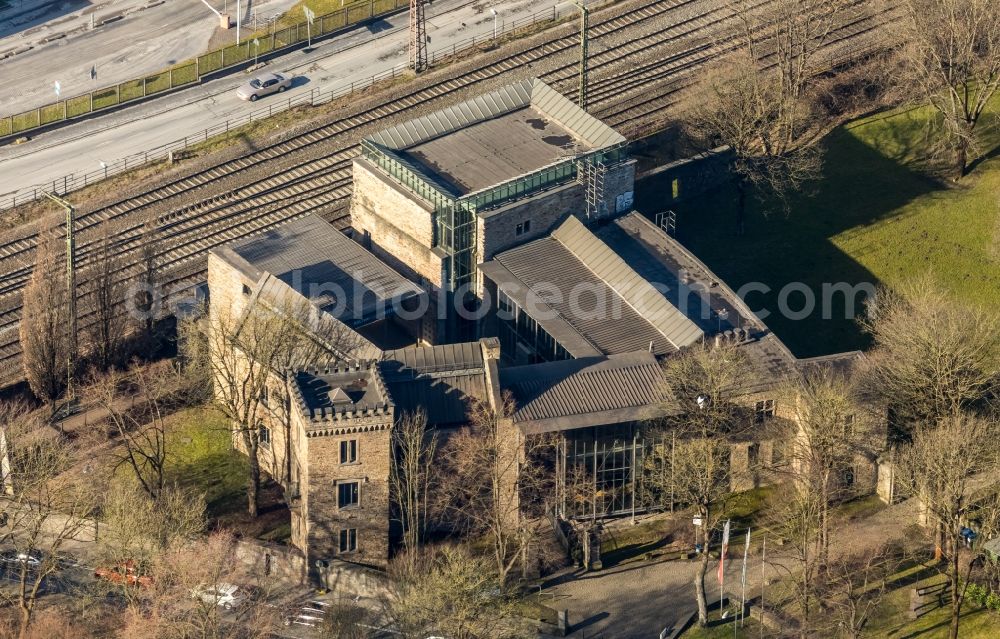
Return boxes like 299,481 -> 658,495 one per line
204,84 -> 887,575
350,78 -> 635,341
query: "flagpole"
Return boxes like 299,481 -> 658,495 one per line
760,535 -> 766,639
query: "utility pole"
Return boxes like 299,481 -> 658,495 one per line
574,0 -> 589,110
41,192 -> 77,402
409,0 -> 427,72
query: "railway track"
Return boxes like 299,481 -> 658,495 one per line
0,0 -> 893,385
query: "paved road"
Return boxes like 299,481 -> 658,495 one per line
0,0 -> 302,115
543,555 -> 748,638
0,0 -> 578,206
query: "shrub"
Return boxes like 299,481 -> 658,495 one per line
986,591 -> 1000,612
967,583 -> 989,608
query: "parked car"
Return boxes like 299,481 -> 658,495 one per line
192,583 -> 248,610
235,73 -> 292,101
94,561 -> 153,588
0,549 -> 43,569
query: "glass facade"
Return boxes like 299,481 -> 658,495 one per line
361,139 -> 628,292
497,291 -> 570,364
561,425 -> 647,519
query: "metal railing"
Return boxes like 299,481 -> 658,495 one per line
0,0 -> 410,138
0,5 -> 563,213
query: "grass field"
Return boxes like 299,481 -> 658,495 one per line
636,102 -> 1000,358
863,573 -> 1000,638
163,407 -> 248,520
163,407 -> 291,541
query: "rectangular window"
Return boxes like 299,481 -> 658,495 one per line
754,399 -> 776,423
340,440 -> 357,464
337,481 -> 359,509
772,441 -> 786,466
515,220 -> 532,236
339,528 -> 357,553
260,385 -> 269,407
258,424 -> 271,450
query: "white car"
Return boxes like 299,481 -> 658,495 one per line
193,583 -> 246,610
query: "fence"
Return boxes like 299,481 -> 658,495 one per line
0,0 -> 411,138
0,5 -> 563,212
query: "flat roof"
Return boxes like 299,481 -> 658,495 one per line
218,214 -> 424,328
402,106 -> 589,195
293,363 -> 391,419
363,78 -> 625,198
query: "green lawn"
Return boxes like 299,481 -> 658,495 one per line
163,407 -> 292,541
636,102 -> 1000,357
163,407 -> 249,520
863,574 -> 1000,638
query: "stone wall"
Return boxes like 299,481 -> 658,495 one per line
234,539 -> 307,586
304,419 -> 394,569
317,560 -> 389,599
350,159 -> 443,290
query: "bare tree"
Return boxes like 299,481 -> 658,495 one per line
861,276 -> 1000,427
89,364 -> 175,499
0,401 -> 96,639
132,212 -> 161,352
383,545 -> 528,639
389,409 -> 438,556
119,531 -> 278,639
654,342 -> 757,626
83,222 -> 129,371
820,543 -> 900,639
19,229 -> 71,411
98,480 -> 205,571
443,395 -> 552,588
762,482 -> 824,637
685,0 -> 862,232
783,370 -> 874,566
894,0 -> 1000,178
186,292 -> 362,517
897,413 -> 1000,639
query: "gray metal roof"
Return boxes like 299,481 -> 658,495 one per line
481,216 -> 704,357
554,216 -> 704,349
365,78 -> 625,152
225,214 -> 425,328
501,352 -> 674,434
380,343 -> 487,426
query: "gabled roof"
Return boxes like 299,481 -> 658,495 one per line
480,216 -> 704,357
500,352 -> 675,434
380,343 -> 489,427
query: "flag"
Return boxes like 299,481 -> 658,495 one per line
740,527 -> 751,615
741,527 -> 751,591
717,519 -> 730,584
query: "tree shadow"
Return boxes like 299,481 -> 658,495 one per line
600,535 -> 671,568
635,126 -> 949,358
